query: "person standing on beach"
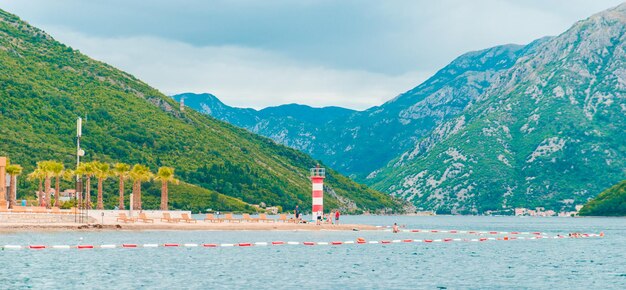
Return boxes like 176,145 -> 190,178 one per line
334,210 -> 340,225
295,205 -> 300,220
316,210 -> 322,225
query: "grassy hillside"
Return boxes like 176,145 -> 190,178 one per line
579,181 -> 626,216
0,9 -> 402,213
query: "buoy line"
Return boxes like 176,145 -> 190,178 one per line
1,233 -> 603,251
377,226 -> 552,236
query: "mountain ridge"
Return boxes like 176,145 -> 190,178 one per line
179,3 -> 626,213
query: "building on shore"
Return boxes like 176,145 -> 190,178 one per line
514,206 -> 584,217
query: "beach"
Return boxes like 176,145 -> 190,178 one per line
0,211 -> 377,232
0,221 -> 377,232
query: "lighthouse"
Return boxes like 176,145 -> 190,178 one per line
310,165 -> 325,221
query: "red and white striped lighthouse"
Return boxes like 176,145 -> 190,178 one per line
310,166 -> 325,221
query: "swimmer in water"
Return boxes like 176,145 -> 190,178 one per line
392,223 -> 400,233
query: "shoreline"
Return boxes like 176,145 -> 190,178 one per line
0,222 -> 379,233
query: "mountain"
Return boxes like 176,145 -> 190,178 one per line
174,43 -> 538,179
173,93 -> 356,156
369,4 -> 626,213
181,4 -> 626,214
579,180 -> 626,216
0,9 -> 403,214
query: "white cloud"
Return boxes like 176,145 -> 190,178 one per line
47,26 -> 430,110
4,0 -> 623,110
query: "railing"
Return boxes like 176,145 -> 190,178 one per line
310,167 -> 325,177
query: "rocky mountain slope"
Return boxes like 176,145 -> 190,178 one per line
369,4 -> 626,213
0,9 -> 402,213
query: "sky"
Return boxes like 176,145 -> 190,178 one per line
0,0 -> 623,110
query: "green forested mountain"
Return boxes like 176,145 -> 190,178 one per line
0,9 -> 402,213
579,180 -> 626,216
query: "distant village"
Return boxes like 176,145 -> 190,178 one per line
514,205 -> 584,217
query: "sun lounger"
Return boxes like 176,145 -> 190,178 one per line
222,213 -> 241,223
116,213 -> 135,223
278,214 -> 297,223
204,214 -> 222,223
242,213 -> 259,222
161,212 -> 179,223
258,213 -> 275,223
137,212 -> 154,223
180,213 -> 197,223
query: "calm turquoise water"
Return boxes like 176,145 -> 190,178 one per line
0,216 -> 624,289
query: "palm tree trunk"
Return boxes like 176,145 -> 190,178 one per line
54,176 -> 61,207
38,179 -> 43,206
132,181 -> 139,210
44,177 -> 51,208
97,178 -> 104,209
118,177 -> 125,210
85,177 -> 91,209
8,175 -> 17,209
160,181 -> 168,211
136,182 -> 142,210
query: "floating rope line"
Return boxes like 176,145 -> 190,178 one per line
1,233 -> 603,250
377,226 -> 549,236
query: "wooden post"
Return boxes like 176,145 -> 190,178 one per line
0,157 -> 6,203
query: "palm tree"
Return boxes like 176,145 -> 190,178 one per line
48,161 -> 65,207
111,163 -> 131,210
93,161 -> 110,210
128,164 -> 153,210
6,164 -> 23,209
37,161 -> 55,208
76,162 -> 96,209
27,168 -> 44,206
155,167 -> 179,211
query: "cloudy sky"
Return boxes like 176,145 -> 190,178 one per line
0,0 -> 623,109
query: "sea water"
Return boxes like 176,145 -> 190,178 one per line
0,216 -> 624,289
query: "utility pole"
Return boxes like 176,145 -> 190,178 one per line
76,117 -> 85,223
